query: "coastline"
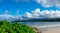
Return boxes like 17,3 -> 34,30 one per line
43,27 -> 60,33
31,24 -> 60,33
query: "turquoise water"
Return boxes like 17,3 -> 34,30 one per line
21,22 -> 60,31
22,22 -> 60,26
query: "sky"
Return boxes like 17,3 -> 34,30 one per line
0,0 -> 60,19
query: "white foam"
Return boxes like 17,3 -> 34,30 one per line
31,24 -> 60,28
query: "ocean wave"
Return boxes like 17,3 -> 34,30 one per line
31,24 -> 60,28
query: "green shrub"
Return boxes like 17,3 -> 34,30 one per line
0,20 -> 36,33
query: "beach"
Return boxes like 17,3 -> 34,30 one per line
23,22 -> 60,33
43,27 -> 60,33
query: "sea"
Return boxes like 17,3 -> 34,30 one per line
21,22 -> 60,32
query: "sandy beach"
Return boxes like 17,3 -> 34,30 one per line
43,27 -> 60,33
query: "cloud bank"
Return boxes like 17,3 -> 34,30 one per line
24,8 -> 60,18
35,0 -> 60,7
0,8 -> 60,21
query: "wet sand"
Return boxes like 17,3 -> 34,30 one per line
43,27 -> 60,33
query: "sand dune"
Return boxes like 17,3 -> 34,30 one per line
43,28 -> 60,33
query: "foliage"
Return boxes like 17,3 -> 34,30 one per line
0,20 -> 36,33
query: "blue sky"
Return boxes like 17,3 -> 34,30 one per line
0,0 -> 60,20
0,0 -> 60,15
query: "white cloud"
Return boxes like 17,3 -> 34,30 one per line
32,8 -> 40,14
0,10 -> 24,21
32,8 -> 41,18
0,14 -> 24,21
35,0 -> 60,7
24,12 -> 32,18
1,9 -> 60,21
24,8 -> 60,18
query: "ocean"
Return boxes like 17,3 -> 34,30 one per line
21,22 -> 60,31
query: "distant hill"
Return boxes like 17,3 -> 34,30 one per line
0,14 -> 60,22
13,18 -> 60,22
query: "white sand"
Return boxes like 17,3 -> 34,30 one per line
43,28 -> 60,33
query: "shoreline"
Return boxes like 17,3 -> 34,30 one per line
43,27 -> 60,33
31,24 -> 60,31
32,25 -> 60,33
